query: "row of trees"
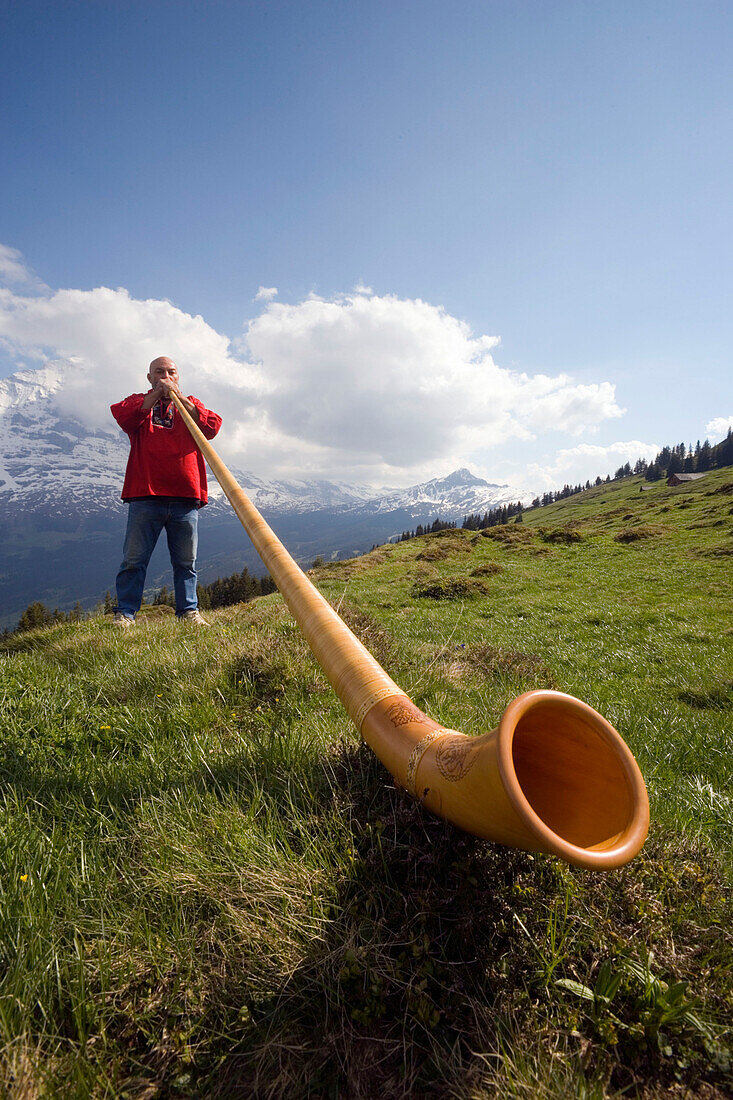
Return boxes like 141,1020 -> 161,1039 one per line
462,502 -> 524,529
530,478 -> 609,509
6,566 -> 277,636
612,435 -> 732,482
642,431 -> 733,480
530,428 -> 733,508
393,502 -> 526,544
9,600 -> 87,635
151,568 -> 277,610
395,517 -> 457,542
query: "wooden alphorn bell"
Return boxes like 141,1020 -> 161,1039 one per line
171,391 -> 649,870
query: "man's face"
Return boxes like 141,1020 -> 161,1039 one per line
147,357 -> 179,389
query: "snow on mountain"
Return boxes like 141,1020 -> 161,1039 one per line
0,365 -> 128,514
0,366 -> 525,521
364,467 -> 522,519
207,474 -> 377,515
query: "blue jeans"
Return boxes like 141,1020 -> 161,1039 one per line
115,500 -> 199,617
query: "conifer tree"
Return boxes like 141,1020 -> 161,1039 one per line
666,451 -> 683,477
698,439 -> 713,470
17,602 -> 52,633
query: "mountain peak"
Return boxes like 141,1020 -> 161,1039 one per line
433,467 -> 489,488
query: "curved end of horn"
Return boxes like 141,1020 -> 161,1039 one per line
362,689 -> 649,870
496,690 -> 649,870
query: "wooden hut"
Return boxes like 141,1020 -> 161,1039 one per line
666,472 -> 707,486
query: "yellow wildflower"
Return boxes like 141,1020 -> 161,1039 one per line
20,874 -> 28,882
99,725 -> 111,730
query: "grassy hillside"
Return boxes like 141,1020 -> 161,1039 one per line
1,470 -> 731,1098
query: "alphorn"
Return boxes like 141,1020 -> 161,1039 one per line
171,391 -> 649,870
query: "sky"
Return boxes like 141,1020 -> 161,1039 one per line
1,0 -> 731,492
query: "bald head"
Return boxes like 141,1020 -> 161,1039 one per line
147,357 -> 179,388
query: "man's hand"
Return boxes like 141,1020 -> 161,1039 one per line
142,379 -> 200,421
157,378 -> 181,399
142,381 -> 169,410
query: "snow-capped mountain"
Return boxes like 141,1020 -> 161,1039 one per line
361,467 -> 521,518
0,367 -> 521,520
0,364 -> 127,514
0,367 -> 525,626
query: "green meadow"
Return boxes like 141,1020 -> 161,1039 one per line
1,471 -> 731,1098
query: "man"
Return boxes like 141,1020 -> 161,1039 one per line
110,356 -> 222,627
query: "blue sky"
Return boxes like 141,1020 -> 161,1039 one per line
1,0 -> 731,490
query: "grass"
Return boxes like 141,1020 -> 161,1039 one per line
1,471 -> 732,1097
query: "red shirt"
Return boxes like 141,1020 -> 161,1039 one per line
111,393 -> 222,504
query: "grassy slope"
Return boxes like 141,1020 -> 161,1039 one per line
1,471 -> 731,1098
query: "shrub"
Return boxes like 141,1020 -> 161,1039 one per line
412,578 -> 489,600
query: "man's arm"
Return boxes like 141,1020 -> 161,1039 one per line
187,396 -> 222,440
111,394 -> 148,432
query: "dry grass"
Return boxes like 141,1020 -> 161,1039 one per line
471,562 -> 504,577
539,527 -> 585,544
464,643 -> 557,687
614,525 -> 668,543
415,545 -> 451,561
480,524 -> 534,546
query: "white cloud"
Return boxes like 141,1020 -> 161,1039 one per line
0,248 -> 628,484
0,244 -> 47,292
705,415 -> 733,442
254,286 -> 278,301
518,440 -> 660,492
244,291 -> 624,478
0,283 -> 263,440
